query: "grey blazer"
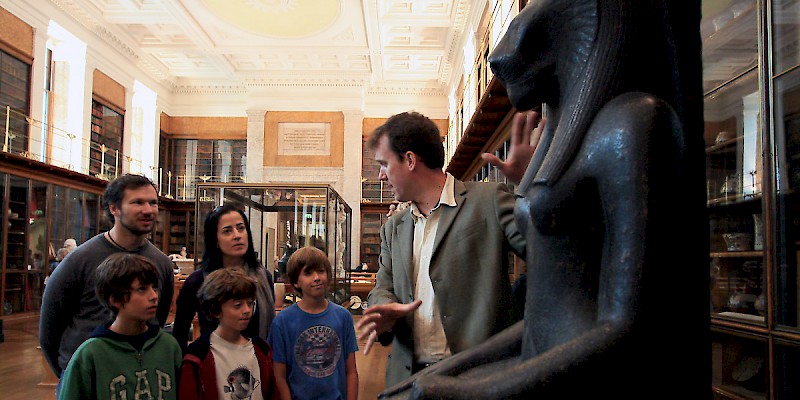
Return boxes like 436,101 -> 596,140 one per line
368,178 -> 526,386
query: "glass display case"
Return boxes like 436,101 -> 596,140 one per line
194,183 -> 352,303
362,139 -> 393,203
360,204 -> 387,271
702,0 -> 800,397
705,68 -> 765,324
0,171 -> 106,316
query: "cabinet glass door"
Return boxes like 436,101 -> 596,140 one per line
0,173 -> 5,315
85,192 -> 102,239
186,209 -> 196,259
361,211 -> 383,270
168,211 -> 188,255
712,330 -> 768,399
48,185 -> 67,280
706,70 -> 765,324
27,180 -> 47,312
4,176 -> 28,315
701,3 -> 770,393
150,209 -> 165,251
49,185 -> 66,254
772,0 -> 800,333
67,189 -> 83,244
770,0 -> 800,399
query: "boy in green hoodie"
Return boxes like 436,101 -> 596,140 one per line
58,253 -> 182,400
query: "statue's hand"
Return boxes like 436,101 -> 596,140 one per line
481,110 -> 544,184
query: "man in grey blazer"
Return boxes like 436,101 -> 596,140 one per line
357,111 -> 540,388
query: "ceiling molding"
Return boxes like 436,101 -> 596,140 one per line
50,0 -> 99,30
367,86 -> 447,96
93,25 -> 140,61
36,0 -> 481,104
172,84 -> 248,95
441,0 -> 473,86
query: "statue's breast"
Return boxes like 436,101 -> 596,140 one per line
516,175 -> 598,238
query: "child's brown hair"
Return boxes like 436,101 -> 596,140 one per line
197,267 -> 257,319
95,253 -> 159,315
287,246 -> 331,296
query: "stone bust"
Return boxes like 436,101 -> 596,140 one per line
381,0 -> 709,398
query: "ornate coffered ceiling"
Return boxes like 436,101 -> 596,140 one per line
51,0 -> 477,95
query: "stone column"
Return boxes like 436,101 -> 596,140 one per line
245,108 -> 268,269
246,108 -> 266,183
342,110 -> 364,269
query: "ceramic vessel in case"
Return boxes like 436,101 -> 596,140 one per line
723,233 -> 752,251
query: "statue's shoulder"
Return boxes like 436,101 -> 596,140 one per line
580,92 -> 684,171
595,92 -> 678,129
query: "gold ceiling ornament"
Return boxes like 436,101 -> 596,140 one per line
200,0 -> 340,38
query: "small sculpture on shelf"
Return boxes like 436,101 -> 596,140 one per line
168,246 -> 189,261
715,130 -> 734,145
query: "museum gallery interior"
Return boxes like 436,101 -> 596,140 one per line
0,0 -> 799,398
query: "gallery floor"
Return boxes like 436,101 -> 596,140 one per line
0,314 -> 389,400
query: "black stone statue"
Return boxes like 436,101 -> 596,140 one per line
381,0 -> 709,398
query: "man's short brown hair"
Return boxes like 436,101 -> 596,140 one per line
287,246 -> 332,296
197,268 -> 257,319
366,111 -> 444,169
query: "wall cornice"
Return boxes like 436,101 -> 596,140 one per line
367,86 -> 447,97
441,0 -> 472,86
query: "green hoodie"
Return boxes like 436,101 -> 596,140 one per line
59,323 -> 182,400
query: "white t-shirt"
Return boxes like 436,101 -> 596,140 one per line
210,332 -> 264,400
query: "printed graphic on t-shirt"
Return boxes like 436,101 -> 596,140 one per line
223,366 -> 259,400
293,325 -> 341,378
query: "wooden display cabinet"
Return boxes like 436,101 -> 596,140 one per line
360,203 -> 392,272
150,199 -> 196,259
0,159 -> 107,316
89,100 -> 123,179
361,140 -> 393,203
712,331 -> 769,399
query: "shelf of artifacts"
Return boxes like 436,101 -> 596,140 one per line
711,327 -> 768,399
710,251 -> 763,258
710,254 -> 766,325
707,193 -> 761,207
705,135 -> 743,154
345,272 -> 376,297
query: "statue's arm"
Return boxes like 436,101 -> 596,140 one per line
410,321 -> 628,399
381,321 -> 524,399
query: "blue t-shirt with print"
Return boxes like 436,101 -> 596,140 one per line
268,302 -> 358,400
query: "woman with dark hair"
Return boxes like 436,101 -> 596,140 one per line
172,204 -> 275,351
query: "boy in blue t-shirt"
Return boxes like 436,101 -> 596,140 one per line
268,246 -> 359,400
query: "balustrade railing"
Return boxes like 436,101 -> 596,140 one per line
1,106 -> 244,201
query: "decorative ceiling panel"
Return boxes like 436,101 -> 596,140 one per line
55,0 -> 476,94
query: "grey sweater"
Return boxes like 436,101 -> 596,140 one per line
39,233 -> 174,377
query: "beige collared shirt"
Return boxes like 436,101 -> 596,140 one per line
410,172 -> 457,364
